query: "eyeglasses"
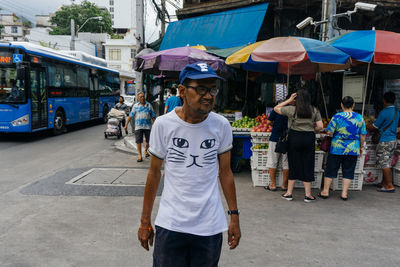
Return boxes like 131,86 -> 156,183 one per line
186,86 -> 219,96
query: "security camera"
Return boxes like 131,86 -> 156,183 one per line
296,17 -> 314,30
355,2 -> 377,11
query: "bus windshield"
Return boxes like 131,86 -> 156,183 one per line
0,67 -> 26,103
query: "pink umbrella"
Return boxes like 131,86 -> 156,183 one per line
134,46 -> 226,77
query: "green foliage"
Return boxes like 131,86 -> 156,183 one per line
111,34 -> 124,39
49,1 -> 113,35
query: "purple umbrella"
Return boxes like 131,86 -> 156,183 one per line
134,46 -> 226,77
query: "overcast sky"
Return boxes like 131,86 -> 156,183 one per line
0,0 -> 178,42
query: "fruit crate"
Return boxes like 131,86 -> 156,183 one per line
251,169 -> 282,187
232,127 -> 252,133
250,148 -> 269,170
330,171 -> 364,191
392,168 -> 400,186
364,149 -> 377,168
250,132 -> 270,144
363,168 -> 382,185
294,171 -> 323,189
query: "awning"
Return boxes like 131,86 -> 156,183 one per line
160,3 -> 269,51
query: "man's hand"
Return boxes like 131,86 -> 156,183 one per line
227,217 -> 241,249
124,125 -> 128,131
138,224 -> 154,251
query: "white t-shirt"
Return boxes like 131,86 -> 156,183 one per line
148,110 -> 233,236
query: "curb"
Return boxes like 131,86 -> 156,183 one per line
114,137 -> 138,155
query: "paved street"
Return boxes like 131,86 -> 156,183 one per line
1,123 -> 400,266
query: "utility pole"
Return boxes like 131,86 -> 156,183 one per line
161,0 -> 166,38
70,18 -> 75,50
326,0 -> 337,40
135,0 -> 145,95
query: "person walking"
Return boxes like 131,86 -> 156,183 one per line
264,105 -> 289,191
164,86 -> 183,113
138,62 -> 241,266
319,96 -> 367,200
125,92 -> 156,162
274,90 -> 323,202
366,91 -> 399,193
114,96 -> 129,135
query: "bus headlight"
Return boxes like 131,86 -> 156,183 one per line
11,115 -> 29,126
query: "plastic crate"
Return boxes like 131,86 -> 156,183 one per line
250,148 -> 269,170
250,132 -> 270,144
363,168 -> 382,185
315,151 -> 325,171
364,148 -> 377,168
392,168 -> 400,186
251,169 -> 282,187
330,172 -> 364,191
294,171 -> 323,189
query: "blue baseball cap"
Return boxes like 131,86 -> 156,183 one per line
179,62 -> 223,84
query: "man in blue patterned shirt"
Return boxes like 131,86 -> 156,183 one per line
125,92 -> 156,162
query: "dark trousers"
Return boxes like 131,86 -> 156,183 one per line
153,226 -> 222,267
288,130 -> 316,182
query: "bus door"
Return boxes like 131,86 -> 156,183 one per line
89,75 -> 99,119
30,68 -> 48,130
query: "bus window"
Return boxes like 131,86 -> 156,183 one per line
77,68 -> 89,88
0,67 -> 26,103
63,67 -> 76,88
48,65 -> 63,88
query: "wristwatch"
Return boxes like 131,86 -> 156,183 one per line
227,209 -> 240,215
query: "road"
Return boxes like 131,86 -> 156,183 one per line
1,122 -> 400,266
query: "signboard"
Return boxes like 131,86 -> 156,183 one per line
12,54 -> 23,63
342,75 -> 364,102
384,79 -> 400,109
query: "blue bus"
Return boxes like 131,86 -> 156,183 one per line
0,42 -> 120,134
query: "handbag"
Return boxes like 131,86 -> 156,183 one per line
372,108 -> 397,144
275,111 -> 296,154
320,135 -> 332,152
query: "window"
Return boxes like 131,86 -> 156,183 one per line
131,48 -> 136,59
111,14 -> 114,19
11,26 -> 18,34
48,65 -> 63,88
63,67 -> 76,87
110,7 -> 114,12
109,0 -> 114,5
109,49 -> 121,60
108,65 -> 121,69
77,68 -> 89,88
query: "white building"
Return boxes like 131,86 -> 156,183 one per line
104,31 -> 136,94
0,14 -> 30,41
91,0 -> 136,33
25,27 -> 99,56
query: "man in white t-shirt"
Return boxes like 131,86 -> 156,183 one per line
138,62 -> 241,266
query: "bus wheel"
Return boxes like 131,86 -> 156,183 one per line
53,110 -> 65,135
102,106 -> 109,124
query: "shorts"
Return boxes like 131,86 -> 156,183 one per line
325,154 -> 358,180
266,141 -> 289,169
153,226 -> 222,267
135,129 -> 150,144
376,140 -> 397,169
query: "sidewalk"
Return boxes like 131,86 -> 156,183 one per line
114,134 -> 138,155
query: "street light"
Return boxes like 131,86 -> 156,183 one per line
296,2 -> 377,39
70,16 -> 103,51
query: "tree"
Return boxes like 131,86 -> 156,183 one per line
49,1 -> 113,35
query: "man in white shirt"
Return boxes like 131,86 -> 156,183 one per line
138,62 -> 241,266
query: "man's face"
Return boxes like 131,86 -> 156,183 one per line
119,97 -> 124,103
138,93 -> 145,104
180,78 -> 217,115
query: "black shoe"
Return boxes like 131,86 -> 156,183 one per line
318,192 -> 329,199
281,194 -> 293,201
304,196 -> 316,203
340,196 -> 348,201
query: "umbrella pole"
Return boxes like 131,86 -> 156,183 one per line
368,70 -> 376,105
286,62 -> 290,93
362,63 -> 371,117
318,73 -> 329,119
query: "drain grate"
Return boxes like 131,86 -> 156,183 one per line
66,168 -> 152,186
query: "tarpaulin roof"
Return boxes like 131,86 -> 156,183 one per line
159,3 -> 269,51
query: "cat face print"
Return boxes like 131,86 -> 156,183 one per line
167,137 -> 217,168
